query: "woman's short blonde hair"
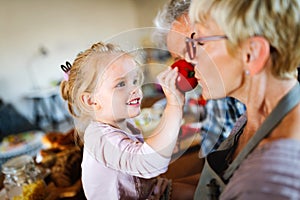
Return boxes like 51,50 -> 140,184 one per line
189,0 -> 300,79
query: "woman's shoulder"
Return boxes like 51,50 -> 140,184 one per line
221,139 -> 300,199
273,103 -> 300,139
244,139 -> 300,174
253,139 -> 300,162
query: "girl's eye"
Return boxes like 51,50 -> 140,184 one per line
116,81 -> 125,87
133,79 -> 138,85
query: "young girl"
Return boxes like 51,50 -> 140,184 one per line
60,42 -> 186,199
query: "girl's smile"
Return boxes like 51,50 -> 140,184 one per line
126,97 -> 141,106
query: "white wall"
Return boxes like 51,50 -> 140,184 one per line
0,0 -> 166,121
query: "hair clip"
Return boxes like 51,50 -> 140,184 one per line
61,61 -> 72,81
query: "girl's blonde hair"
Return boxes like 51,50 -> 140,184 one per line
189,0 -> 300,79
60,42 -> 125,141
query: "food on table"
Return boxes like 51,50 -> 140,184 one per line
12,179 -> 46,200
38,129 -> 82,188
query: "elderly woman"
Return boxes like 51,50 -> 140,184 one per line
187,0 -> 300,199
154,0 -> 246,159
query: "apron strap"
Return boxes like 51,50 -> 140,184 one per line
223,82 -> 300,180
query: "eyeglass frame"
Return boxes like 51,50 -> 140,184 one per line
185,32 -> 227,60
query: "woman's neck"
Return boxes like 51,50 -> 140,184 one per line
246,76 -> 296,124
233,73 -> 297,157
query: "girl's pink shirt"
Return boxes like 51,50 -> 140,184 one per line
81,120 -> 170,199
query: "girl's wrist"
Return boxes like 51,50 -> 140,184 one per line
166,103 -> 184,112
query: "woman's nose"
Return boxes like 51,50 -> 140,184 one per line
184,52 -> 197,65
194,69 -> 200,80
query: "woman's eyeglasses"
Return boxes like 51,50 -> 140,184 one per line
185,32 -> 227,60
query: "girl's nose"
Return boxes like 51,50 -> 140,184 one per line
131,86 -> 142,95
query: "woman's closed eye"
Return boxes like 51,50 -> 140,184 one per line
198,41 -> 205,46
191,33 -> 205,46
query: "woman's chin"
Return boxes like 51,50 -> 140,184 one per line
201,90 -> 211,100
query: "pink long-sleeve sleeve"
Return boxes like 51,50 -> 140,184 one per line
81,121 -> 172,199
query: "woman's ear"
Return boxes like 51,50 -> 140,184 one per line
243,36 -> 270,75
81,92 -> 101,110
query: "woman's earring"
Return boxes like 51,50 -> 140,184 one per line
245,70 -> 250,75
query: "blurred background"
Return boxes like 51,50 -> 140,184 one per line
0,2 -> 203,196
0,0 -> 169,127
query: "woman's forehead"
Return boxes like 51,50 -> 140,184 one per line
193,19 -> 223,35
171,13 -> 192,34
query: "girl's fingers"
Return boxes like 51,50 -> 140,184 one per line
168,67 -> 178,89
157,67 -> 185,107
158,67 -> 178,87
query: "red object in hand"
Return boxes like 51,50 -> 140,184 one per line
171,59 -> 198,92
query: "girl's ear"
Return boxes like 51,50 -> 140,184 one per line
243,36 -> 270,75
81,92 -> 101,110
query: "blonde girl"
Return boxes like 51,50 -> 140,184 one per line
60,42 -> 192,199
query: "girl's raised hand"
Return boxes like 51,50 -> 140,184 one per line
157,67 -> 185,108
